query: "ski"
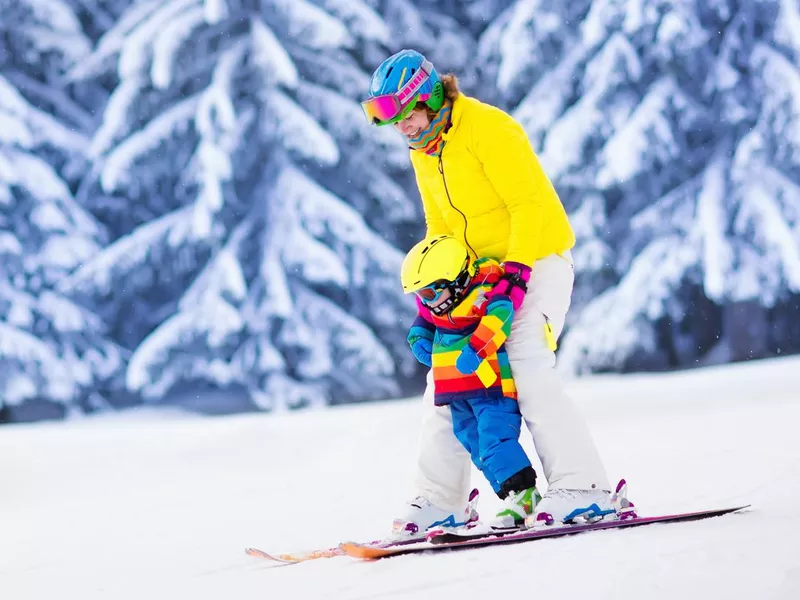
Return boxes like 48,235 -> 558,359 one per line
245,536 -> 423,565
338,505 -> 751,560
246,488 -> 484,565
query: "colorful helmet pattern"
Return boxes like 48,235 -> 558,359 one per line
362,49 -> 445,125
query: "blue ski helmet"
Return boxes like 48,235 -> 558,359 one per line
362,49 -> 445,125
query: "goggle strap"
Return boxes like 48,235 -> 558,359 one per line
397,59 -> 433,104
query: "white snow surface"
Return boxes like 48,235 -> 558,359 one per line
2,356 -> 800,599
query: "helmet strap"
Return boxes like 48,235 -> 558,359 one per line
429,268 -> 473,316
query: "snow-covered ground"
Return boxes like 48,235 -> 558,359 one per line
2,356 -> 800,600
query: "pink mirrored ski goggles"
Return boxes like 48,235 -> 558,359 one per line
361,59 -> 434,125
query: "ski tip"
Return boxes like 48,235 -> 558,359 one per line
708,504 -> 751,513
245,547 -> 278,559
245,547 -> 296,563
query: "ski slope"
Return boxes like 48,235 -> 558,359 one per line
2,356 -> 800,599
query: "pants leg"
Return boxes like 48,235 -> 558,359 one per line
471,396 -> 532,487
449,400 -> 501,494
508,251 -> 611,491
412,370 -> 472,513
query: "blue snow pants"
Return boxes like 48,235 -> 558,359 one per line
449,396 -> 531,494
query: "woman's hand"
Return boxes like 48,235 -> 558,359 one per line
486,261 -> 532,310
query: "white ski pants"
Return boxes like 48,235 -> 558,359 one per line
412,251 -> 611,512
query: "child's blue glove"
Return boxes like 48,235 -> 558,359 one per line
456,345 -> 482,375
409,337 -> 433,367
407,319 -> 434,368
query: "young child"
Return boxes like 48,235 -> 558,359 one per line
400,235 -> 540,530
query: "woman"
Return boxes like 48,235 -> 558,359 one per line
361,49 -> 613,532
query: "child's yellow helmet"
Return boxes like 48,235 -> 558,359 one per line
401,235 -> 473,293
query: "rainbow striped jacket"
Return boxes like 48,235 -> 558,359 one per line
409,258 -> 517,406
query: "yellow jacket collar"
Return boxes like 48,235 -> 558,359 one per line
442,94 -> 465,140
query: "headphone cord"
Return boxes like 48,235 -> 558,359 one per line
438,148 -> 478,261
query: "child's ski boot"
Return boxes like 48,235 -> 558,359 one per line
491,486 -> 542,531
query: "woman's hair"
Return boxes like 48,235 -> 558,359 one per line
440,74 -> 461,101
417,73 -> 461,119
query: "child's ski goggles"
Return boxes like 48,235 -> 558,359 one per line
361,59 -> 434,125
415,279 -> 449,304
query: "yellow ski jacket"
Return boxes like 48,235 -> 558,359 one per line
409,94 -> 575,267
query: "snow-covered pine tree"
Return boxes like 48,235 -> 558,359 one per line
479,0 -> 800,373
364,0 -> 513,88
58,0 -> 460,411
0,0 -> 125,421
475,0 -> 593,108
